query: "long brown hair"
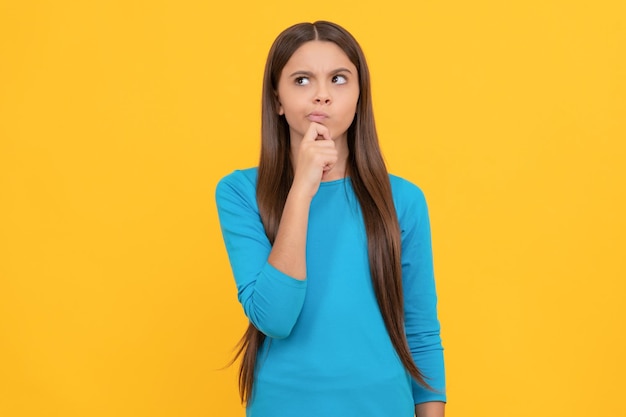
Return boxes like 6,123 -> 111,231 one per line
234,20 -> 431,403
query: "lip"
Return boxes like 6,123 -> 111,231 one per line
307,111 -> 329,123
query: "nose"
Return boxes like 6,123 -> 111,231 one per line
314,84 -> 332,105
315,95 -> 331,104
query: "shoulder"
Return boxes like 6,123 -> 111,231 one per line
215,167 -> 258,205
388,174 -> 427,208
216,167 -> 258,192
388,174 -> 430,228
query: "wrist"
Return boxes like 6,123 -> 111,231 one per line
289,179 -> 317,201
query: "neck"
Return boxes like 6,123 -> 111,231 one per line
321,161 -> 348,182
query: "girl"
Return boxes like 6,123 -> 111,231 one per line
216,21 -> 446,417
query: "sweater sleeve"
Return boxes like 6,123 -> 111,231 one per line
215,170 -> 307,339
395,179 -> 447,404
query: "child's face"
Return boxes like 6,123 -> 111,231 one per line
276,41 -> 360,145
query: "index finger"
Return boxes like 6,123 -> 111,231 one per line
303,122 -> 332,142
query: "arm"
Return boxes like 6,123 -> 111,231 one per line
216,172 -> 307,339
266,186 -> 312,280
267,121 -> 337,279
415,401 -> 445,417
215,123 -> 337,339
395,179 -> 447,407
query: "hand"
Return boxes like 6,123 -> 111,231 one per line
291,122 -> 338,198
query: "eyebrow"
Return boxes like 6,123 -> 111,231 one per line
288,67 -> 353,77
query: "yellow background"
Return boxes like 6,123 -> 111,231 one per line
1,1 -> 624,416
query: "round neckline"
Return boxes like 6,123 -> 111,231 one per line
319,176 -> 350,187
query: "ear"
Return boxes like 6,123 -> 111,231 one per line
274,91 -> 284,115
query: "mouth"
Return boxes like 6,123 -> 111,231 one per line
307,112 -> 329,123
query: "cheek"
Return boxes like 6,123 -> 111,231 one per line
342,94 -> 360,117
279,96 -> 303,115
281,106 -> 304,130
346,89 -> 359,111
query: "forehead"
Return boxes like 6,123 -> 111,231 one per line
281,41 -> 357,74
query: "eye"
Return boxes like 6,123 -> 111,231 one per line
295,77 -> 310,86
332,74 -> 347,85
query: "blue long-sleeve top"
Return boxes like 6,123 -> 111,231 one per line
216,168 -> 446,417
